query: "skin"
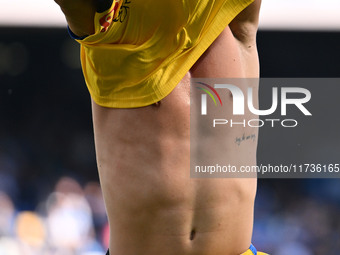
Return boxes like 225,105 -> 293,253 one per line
55,0 -> 261,254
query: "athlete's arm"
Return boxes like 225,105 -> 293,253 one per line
229,0 -> 262,78
229,0 -> 262,44
54,0 -> 96,37
190,0 -> 261,79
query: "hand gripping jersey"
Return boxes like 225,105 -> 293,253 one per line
73,0 -> 254,108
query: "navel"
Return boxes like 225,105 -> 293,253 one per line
189,229 -> 196,241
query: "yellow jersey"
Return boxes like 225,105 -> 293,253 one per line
73,0 -> 254,108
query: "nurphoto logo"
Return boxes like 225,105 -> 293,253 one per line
195,81 -> 312,128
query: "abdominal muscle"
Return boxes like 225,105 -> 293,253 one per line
91,26 -> 258,255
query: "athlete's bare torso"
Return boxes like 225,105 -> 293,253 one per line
92,25 -> 259,255
54,0 -> 261,254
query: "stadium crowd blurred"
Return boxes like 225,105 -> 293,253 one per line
0,173 -> 109,255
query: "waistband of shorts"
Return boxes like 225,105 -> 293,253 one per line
241,244 -> 258,255
106,244 -> 264,255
